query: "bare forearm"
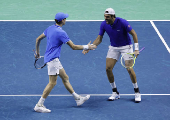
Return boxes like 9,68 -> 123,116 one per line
67,40 -> 87,50
93,39 -> 102,46
36,39 -> 41,53
35,33 -> 46,54
131,31 -> 139,51
129,29 -> 140,51
132,34 -> 138,43
72,45 -> 84,50
93,35 -> 103,46
67,40 -> 96,50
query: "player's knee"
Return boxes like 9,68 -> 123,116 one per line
106,67 -> 112,72
127,68 -> 134,74
62,75 -> 69,81
126,67 -> 130,71
63,79 -> 70,84
63,76 -> 69,82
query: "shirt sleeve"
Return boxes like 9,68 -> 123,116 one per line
60,31 -> 70,44
123,20 -> 133,32
43,28 -> 48,36
99,21 -> 105,36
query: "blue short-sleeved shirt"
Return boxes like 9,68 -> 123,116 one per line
43,25 -> 70,63
99,17 -> 133,47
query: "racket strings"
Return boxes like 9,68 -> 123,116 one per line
121,53 -> 135,68
35,57 -> 45,69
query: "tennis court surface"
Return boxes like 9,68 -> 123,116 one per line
0,20 -> 170,120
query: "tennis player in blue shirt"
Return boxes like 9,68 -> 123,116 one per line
34,12 -> 97,113
83,8 -> 141,102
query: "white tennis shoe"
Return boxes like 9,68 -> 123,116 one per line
34,104 -> 51,113
108,92 -> 120,101
135,93 -> 141,102
75,95 -> 90,106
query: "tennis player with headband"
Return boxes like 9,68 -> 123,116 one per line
83,8 -> 141,102
34,12 -> 97,113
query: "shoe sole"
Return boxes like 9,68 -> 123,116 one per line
34,107 -> 51,113
76,95 -> 90,106
108,96 -> 120,101
135,100 -> 141,103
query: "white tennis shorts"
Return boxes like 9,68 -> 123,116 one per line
106,45 -> 133,60
46,58 -> 63,75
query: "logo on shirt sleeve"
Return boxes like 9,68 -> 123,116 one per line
128,25 -> 131,28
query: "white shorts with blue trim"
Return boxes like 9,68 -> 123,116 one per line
106,45 -> 133,60
47,58 -> 63,75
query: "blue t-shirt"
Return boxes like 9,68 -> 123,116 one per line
99,17 -> 132,47
43,25 -> 70,63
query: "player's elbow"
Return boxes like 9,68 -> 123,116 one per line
36,38 -> 39,44
71,45 -> 77,50
36,38 -> 38,41
72,47 -> 76,50
36,37 -> 41,42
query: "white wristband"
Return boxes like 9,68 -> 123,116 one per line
83,45 -> 89,50
134,43 -> 139,50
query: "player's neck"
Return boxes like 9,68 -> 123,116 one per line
56,23 -> 63,27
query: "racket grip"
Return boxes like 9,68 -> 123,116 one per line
139,47 -> 145,53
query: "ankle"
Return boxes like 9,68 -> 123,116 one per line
72,92 -> 80,100
112,88 -> 119,94
134,88 -> 140,93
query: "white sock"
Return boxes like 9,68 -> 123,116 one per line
72,92 -> 80,100
38,97 -> 45,105
110,82 -> 116,89
133,83 -> 138,88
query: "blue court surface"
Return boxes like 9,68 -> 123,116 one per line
0,21 -> 170,120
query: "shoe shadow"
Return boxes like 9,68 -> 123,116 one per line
123,98 -> 141,103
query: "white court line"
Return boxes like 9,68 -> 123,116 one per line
150,21 -> 170,53
0,94 -> 170,97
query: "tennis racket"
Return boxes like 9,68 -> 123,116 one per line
120,47 -> 145,69
33,49 -> 46,69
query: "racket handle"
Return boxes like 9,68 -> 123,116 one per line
139,47 -> 145,53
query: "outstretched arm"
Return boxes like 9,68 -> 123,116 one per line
67,40 -> 97,50
82,35 -> 103,54
92,35 -> 103,46
35,33 -> 46,58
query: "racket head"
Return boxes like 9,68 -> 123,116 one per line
34,56 -> 46,69
121,53 -> 136,69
